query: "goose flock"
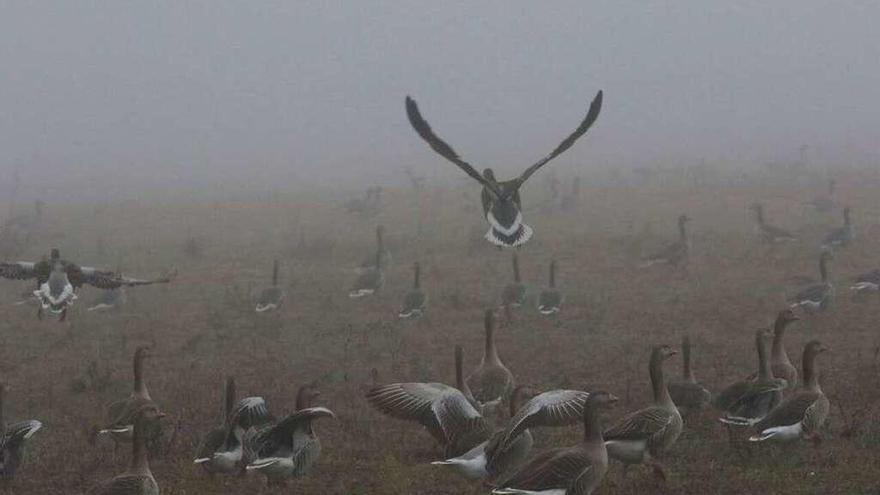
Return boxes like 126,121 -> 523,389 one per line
0,93 -> 876,495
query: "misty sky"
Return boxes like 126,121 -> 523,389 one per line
1,1 -> 878,197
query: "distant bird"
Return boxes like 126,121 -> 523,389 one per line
357,225 -> 391,273
537,260 -> 563,315
667,335 -> 712,415
640,215 -> 691,267
99,347 -> 160,448
405,91 -> 603,247
87,288 -> 126,312
349,234 -> 386,298
821,207 -> 854,249
804,179 -> 835,213
0,384 -> 42,481
0,248 -> 174,321
245,384 -> 335,484
344,186 -> 382,217
717,330 -> 786,426
255,260 -> 283,313
501,253 -> 527,308
790,251 -> 834,312
850,268 -> 880,293
749,341 -> 830,443
88,404 -> 166,495
604,345 -> 682,481
750,203 -> 796,243
398,262 -> 427,318
491,391 -> 619,495
466,310 -> 515,412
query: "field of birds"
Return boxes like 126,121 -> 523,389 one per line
1,164 -> 879,495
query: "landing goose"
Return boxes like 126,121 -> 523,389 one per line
667,335 -> 712,415
430,386 -> 535,481
851,268 -> 880,292
245,384 -> 334,483
365,347 -> 491,457
466,310 -> 515,411
88,404 -> 166,495
718,330 -> 787,426
537,260 -> 564,315
790,251 -> 834,312
640,215 -> 690,267
501,254 -> 527,308
193,377 -> 271,474
822,207 -> 854,249
603,345 -> 681,480
100,347 -> 159,445
399,262 -> 427,318
750,341 -> 830,443
349,237 -> 385,298
87,288 -> 126,312
255,260 -> 283,313
491,391 -> 618,495
0,384 -> 42,481
357,225 -> 391,272
405,91 -> 603,247
750,203 -> 796,243
0,248 -> 173,321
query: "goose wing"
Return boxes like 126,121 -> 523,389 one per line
604,406 -> 673,441
0,420 -> 42,452
0,261 -> 42,281
76,266 -> 176,289
854,269 -> 880,284
252,407 -> 334,459
103,397 -> 155,431
228,396 -> 273,430
495,446 -> 591,492
491,390 -> 588,456
405,96 -> 503,198
505,90 -> 603,198
754,391 -> 823,431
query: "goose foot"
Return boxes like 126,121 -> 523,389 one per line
650,461 -> 667,482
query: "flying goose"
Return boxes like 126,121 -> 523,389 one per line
349,236 -> 386,298
466,310 -> 515,411
357,225 -> 391,273
405,91 -> 603,247
0,384 -> 43,481
501,253 -> 527,308
430,385 -> 536,481
88,404 -> 166,495
603,345 -> 682,481
0,248 -> 174,321
717,330 -> 787,426
245,384 -> 335,484
491,391 -> 618,495
640,215 -> 691,267
87,288 -> 126,312
750,203 -> 796,243
790,251 -> 834,312
193,377 -> 272,474
667,335 -> 712,415
750,341 -> 830,443
365,347 -> 491,457
821,207 -> 854,249
255,260 -> 283,313
851,268 -> 880,292
100,347 -> 159,446
399,262 -> 427,318
537,260 -> 564,315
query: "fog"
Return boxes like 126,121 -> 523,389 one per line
2,1 -> 878,200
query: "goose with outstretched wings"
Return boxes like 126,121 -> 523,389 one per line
405,91 -> 603,247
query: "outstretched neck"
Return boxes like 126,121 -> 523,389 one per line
819,256 -> 828,283
548,262 -> 556,288
771,319 -> 791,364
133,352 -> 149,399
757,335 -> 773,380
483,313 -> 499,363
582,400 -> 604,443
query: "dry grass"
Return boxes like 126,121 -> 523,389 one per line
2,168 -> 880,494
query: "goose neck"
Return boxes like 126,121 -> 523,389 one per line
682,338 -> 695,382
802,350 -> 822,393
413,264 -> 421,289
757,333 -> 773,380
133,352 -> 149,398
130,419 -> 151,474
819,256 -> 828,283
512,255 -> 521,283
771,319 -> 791,364
224,378 -> 236,419
484,315 -> 499,363
582,399 -> 604,443
548,262 -> 556,288
649,353 -> 672,407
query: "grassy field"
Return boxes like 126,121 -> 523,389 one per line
1,167 -> 880,494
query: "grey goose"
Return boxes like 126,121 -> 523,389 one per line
821,206 -> 854,249
350,229 -> 387,298
667,335 -> 712,415
466,310 -> 515,412
537,260 -> 564,315
0,384 -> 42,481
405,91 -> 603,247
88,404 -> 166,495
501,253 -> 527,308
0,248 -> 173,321
399,262 -> 427,319
99,347 -> 161,447
491,391 -> 618,495
640,215 -> 691,267
255,260 -> 283,313
750,203 -> 796,243
717,329 -> 787,426
790,251 -> 834,312
850,268 -> 880,292
357,225 -> 391,273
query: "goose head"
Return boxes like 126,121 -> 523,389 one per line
296,383 -> 321,410
482,168 -> 497,183
586,390 -> 619,409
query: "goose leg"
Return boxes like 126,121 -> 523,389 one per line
650,461 -> 667,482
59,307 -> 68,322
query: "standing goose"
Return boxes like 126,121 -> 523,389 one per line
100,347 -> 158,445
851,268 -> 880,292
790,251 -> 834,312
357,225 -> 391,272
245,385 -> 335,484
717,330 -> 787,426
822,207 -> 854,249
88,404 -> 166,495
399,262 -> 427,318
255,260 -> 283,313
767,309 -> 800,388
466,310 -> 515,411
667,335 -> 712,415
365,347 -> 490,457
430,386 -> 536,482
750,203 -> 796,243
491,391 -> 618,495
0,384 -> 43,481
349,238 -> 385,299
640,215 -> 691,267
405,91 -> 603,247
501,254 -> 527,308
537,260 -> 564,315
750,341 -> 830,443
603,345 -> 682,480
